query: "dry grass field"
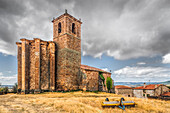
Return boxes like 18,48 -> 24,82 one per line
0,91 -> 169,113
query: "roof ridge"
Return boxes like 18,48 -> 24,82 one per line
81,64 -> 111,74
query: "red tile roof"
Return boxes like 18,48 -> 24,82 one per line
115,85 -> 132,89
133,84 -> 162,90
81,64 -> 111,74
161,92 -> 170,96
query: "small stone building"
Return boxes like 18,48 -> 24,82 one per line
16,11 -> 112,94
80,65 -> 111,92
115,85 -> 133,97
133,84 -> 169,98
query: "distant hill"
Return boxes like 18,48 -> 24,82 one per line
114,81 -> 170,87
161,80 -> 170,86
0,85 -> 13,89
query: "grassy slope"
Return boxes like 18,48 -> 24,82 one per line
0,91 -> 169,113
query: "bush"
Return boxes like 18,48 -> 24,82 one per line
106,77 -> 112,93
0,87 -> 8,94
3,87 -> 8,94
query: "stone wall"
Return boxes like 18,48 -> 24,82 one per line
79,69 -> 111,91
133,85 -> 169,98
16,43 -> 22,91
55,48 -> 81,91
53,13 -> 82,40
145,90 -> 155,97
29,42 -> 35,90
133,90 -> 143,98
16,38 -> 55,94
53,12 -> 82,91
86,70 -> 99,91
115,88 -> 133,97
155,85 -> 169,96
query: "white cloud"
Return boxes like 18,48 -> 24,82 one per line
137,62 -> 146,65
114,66 -> 170,82
102,68 -> 109,72
162,53 -> 170,64
7,71 -> 12,73
0,74 -> 17,85
0,72 -> 3,76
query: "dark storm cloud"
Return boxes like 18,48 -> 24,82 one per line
0,0 -> 170,60
78,0 -> 170,60
0,0 -> 28,55
0,0 -> 25,16
0,0 -> 75,55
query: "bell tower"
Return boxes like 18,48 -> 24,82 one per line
52,10 -> 82,91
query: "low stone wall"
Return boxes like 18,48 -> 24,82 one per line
115,88 -> 133,97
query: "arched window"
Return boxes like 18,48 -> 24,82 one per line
72,23 -> 75,34
58,22 -> 61,33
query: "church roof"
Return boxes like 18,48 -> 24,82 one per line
52,10 -> 82,24
115,85 -> 132,89
81,64 -> 111,74
161,92 -> 170,97
133,84 -> 162,90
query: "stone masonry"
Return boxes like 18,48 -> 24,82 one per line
80,65 -> 112,91
16,11 -> 112,94
16,39 -> 55,94
52,11 -> 82,91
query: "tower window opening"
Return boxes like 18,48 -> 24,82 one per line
58,22 -> 61,33
72,23 -> 75,34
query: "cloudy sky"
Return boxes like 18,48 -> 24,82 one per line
0,0 -> 170,85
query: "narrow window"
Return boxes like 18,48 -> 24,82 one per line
72,23 -> 75,34
58,22 -> 61,33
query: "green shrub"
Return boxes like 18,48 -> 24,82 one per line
106,77 -> 112,93
0,88 -> 3,92
99,72 -> 105,87
0,87 -> 8,94
0,88 -> 3,95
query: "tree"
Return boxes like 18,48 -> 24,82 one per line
106,77 -> 112,93
12,83 -> 18,93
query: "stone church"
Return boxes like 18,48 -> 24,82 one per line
16,11 -> 112,94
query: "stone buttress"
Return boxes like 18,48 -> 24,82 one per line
16,39 -> 56,94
